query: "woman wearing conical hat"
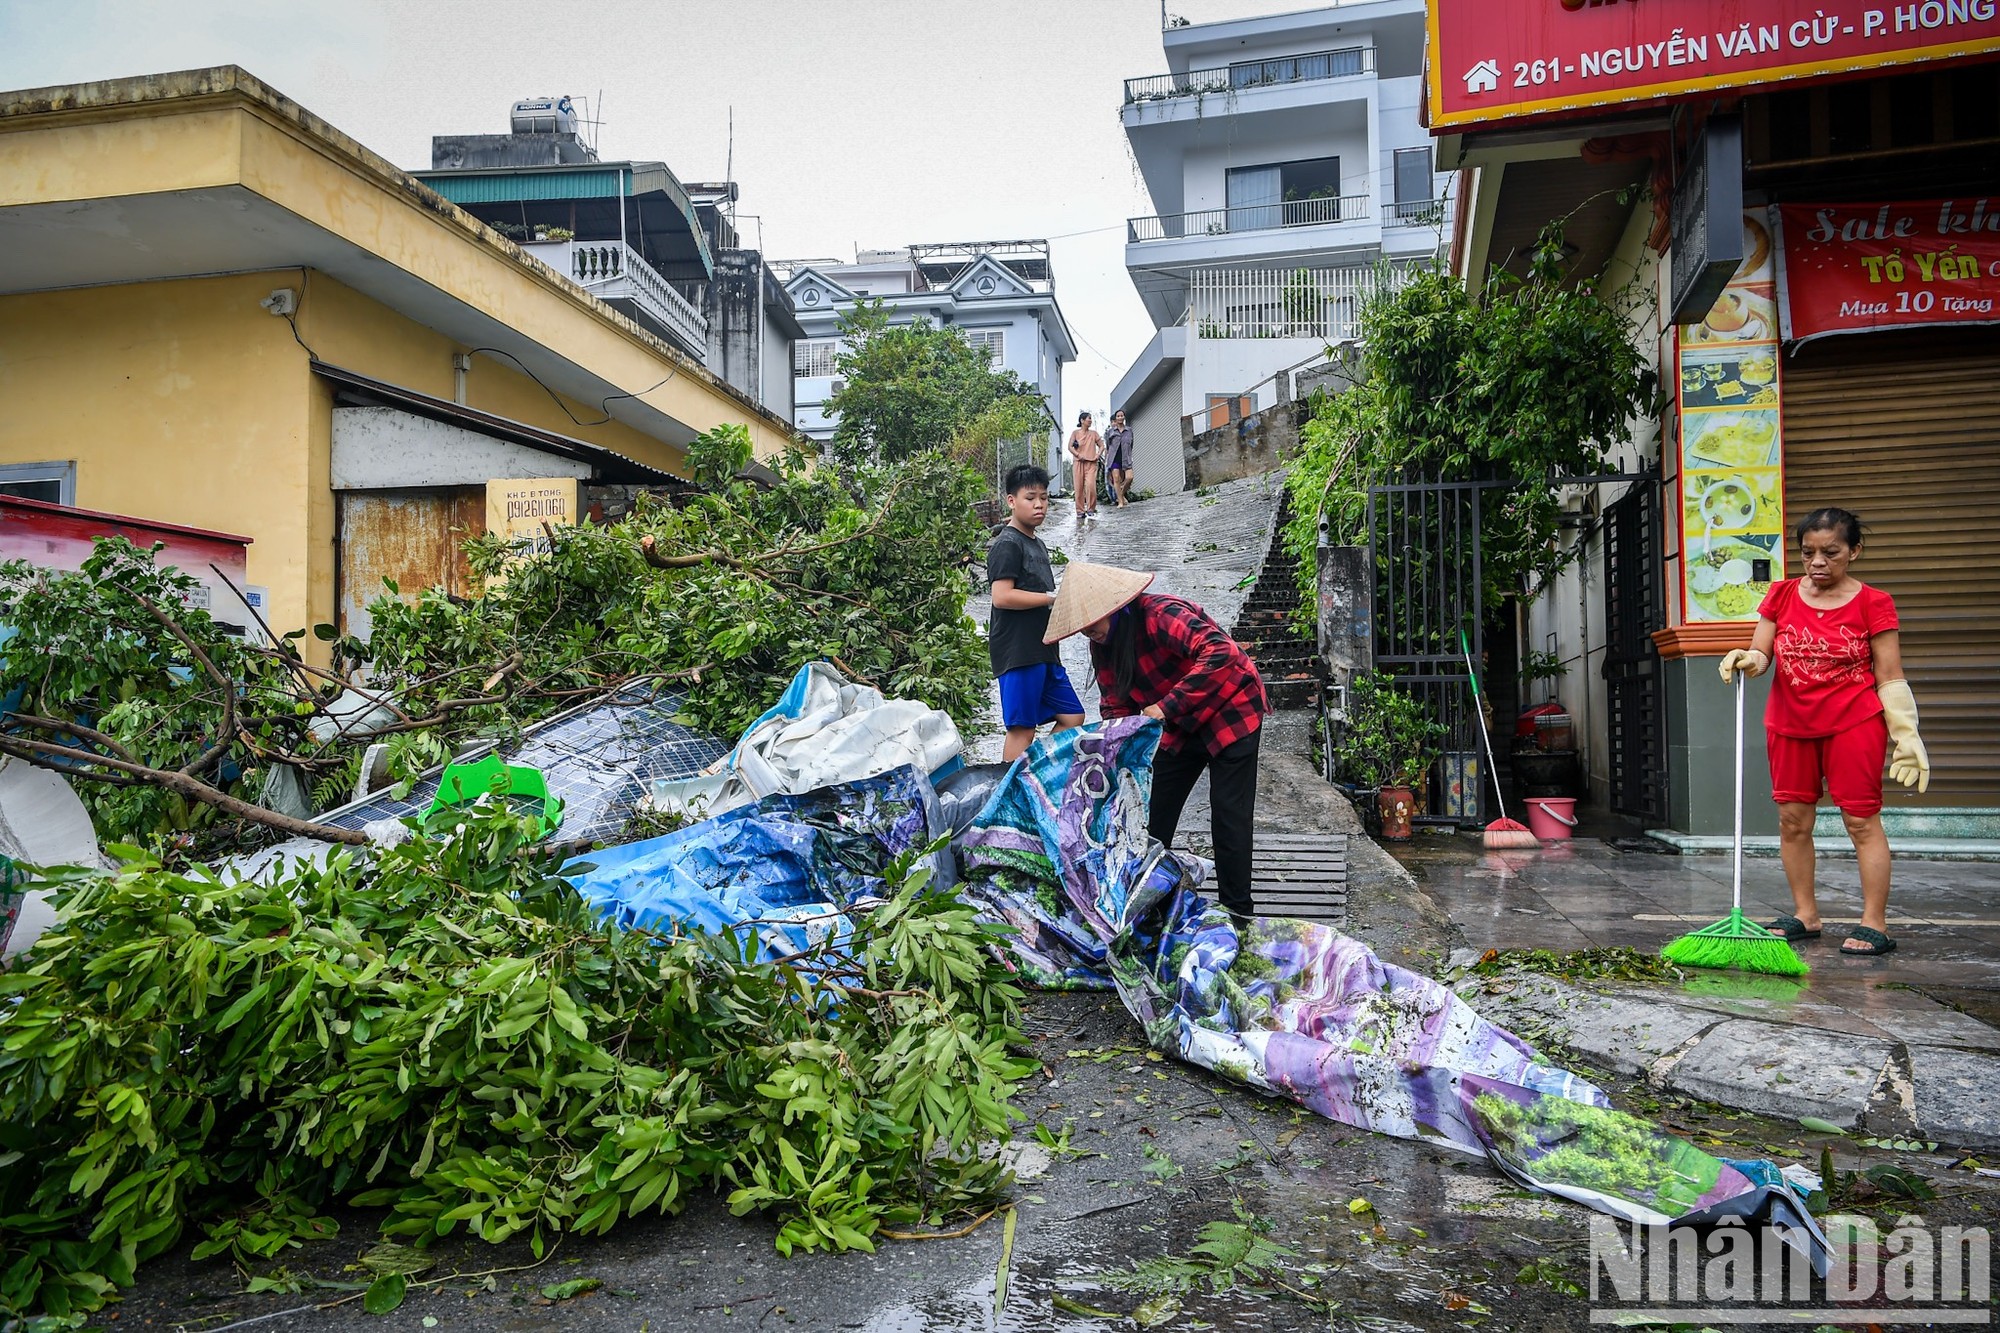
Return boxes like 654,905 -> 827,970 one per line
1045,563 -> 1268,922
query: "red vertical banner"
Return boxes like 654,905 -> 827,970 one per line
1677,212 -> 1787,623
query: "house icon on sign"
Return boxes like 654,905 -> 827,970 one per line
1464,60 -> 1500,94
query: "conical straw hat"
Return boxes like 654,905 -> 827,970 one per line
1043,563 -> 1154,643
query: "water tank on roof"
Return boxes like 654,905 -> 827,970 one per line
510,96 -> 578,136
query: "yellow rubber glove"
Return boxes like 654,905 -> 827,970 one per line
1717,649 -> 1768,682
1878,679 -> 1930,793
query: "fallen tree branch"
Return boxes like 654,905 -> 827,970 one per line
0,734 -> 370,846
638,536 -> 742,571
127,588 -> 237,779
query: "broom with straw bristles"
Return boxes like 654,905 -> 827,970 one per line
1461,632 -> 1540,850
1662,672 -> 1809,976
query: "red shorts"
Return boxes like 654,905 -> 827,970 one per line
1767,714 -> 1888,818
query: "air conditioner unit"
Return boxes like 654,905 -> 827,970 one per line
830,380 -> 845,396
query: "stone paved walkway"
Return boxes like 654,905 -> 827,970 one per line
1399,833 -> 2000,1146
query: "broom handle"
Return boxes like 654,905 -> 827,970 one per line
1460,632 -> 1510,824
1732,670 -> 1745,912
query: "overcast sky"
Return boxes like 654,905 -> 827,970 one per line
0,0 -> 1312,422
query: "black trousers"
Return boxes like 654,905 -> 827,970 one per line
1149,728 -> 1260,919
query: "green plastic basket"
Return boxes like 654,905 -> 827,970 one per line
423,755 -> 562,839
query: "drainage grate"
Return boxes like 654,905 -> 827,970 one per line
1248,832 -> 1348,924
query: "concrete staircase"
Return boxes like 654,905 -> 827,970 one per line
1231,508 -> 1319,712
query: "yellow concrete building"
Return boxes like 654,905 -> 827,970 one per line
0,67 -> 796,651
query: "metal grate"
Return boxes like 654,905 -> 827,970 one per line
793,339 -> 839,378
1603,481 -> 1668,824
320,682 -> 730,843
1248,833 -> 1348,924
1366,478 -> 1507,826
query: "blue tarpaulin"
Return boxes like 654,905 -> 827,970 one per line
565,765 -> 941,959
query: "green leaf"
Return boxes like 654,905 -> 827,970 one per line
1798,1116 -> 1847,1136
541,1277 -> 602,1301
364,1272 -> 407,1314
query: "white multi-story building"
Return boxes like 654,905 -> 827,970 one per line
781,242 -> 1076,471
1111,0 -> 1454,494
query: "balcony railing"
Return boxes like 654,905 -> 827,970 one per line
523,239 -> 709,356
1383,199 -> 1450,228
1123,46 -> 1372,104
1187,264 -> 1413,342
1128,193 -> 1372,243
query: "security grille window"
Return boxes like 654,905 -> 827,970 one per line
1393,147 -> 1436,219
962,329 -> 1004,364
0,461 -> 75,506
793,339 -> 839,378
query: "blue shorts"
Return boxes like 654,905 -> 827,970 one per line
998,663 -> 1083,729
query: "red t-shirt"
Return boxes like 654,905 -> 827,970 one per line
1755,578 -> 1898,738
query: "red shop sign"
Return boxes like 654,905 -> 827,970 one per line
1775,200 -> 2000,343
1425,1 -> 2000,133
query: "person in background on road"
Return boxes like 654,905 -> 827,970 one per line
1103,409 -> 1135,508
1720,507 -> 1929,957
1044,563 -> 1267,922
987,464 -> 1085,763
1066,412 -> 1103,525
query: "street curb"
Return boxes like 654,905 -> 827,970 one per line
1256,713 -> 1457,970
1453,970 -> 2000,1149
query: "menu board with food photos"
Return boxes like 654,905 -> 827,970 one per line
1677,210 -> 1784,623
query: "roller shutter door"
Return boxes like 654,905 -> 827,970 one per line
1781,327 -> 2000,807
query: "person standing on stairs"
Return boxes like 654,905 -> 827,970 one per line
1044,563 -> 1267,923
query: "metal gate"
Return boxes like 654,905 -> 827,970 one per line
1365,480 -> 1494,825
1602,480 -> 1668,824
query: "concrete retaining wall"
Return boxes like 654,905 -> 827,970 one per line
1185,397 -> 1304,489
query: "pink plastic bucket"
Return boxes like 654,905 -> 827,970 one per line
1525,797 -> 1578,841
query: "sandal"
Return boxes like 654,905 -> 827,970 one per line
1766,914 -> 1822,942
1841,925 -> 1898,956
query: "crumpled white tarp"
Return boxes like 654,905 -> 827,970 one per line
647,662 -> 962,820
0,759 -> 109,961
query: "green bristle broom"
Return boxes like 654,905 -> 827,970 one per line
1662,671 -> 1809,976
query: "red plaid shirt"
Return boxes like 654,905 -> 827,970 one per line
1092,593 -> 1266,756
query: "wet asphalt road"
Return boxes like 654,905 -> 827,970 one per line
88,477 -> 2000,1330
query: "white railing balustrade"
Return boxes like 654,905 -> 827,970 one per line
1123,46 -> 1373,104
1187,265 -> 1412,341
522,239 -> 709,356
1383,199 -> 1449,228
1128,193 -> 1372,243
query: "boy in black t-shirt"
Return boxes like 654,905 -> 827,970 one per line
988,465 -> 1085,762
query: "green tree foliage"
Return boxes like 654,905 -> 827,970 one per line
0,541 -> 313,844
826,300 -> 1049,467
0,426 -> 990,851
0,804 -> 1033,1324
1283,232 -> 1663,617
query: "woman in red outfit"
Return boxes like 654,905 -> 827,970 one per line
1043,563 -> 1267,921
1719,508 -> 1930,956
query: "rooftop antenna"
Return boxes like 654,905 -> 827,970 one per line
593,87 -> 603,156
725,107 -> 735,221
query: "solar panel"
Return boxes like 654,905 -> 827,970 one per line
319,682 -> 731,843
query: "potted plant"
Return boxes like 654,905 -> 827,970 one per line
1518,649 -> 1567,703
1332,672 -> 1446,841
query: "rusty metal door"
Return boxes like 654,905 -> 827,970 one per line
337,488 -> 485,642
